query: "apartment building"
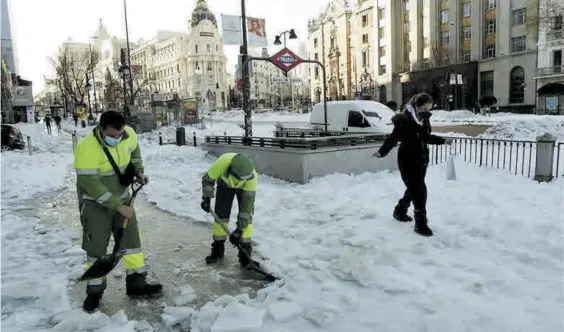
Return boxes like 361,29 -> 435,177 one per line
309,0 -> 540,111
534,0 -> 564,114
130,0 -> 229,110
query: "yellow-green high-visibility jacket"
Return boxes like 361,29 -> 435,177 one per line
74,126 -> 143,210
202,153 -> 258,229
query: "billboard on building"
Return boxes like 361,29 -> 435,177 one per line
12,85 -> 34,107
221,14 -> 268,47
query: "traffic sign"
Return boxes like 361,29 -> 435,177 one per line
270,47 -> 303,73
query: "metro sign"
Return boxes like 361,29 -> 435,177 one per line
270,47 -> 303,73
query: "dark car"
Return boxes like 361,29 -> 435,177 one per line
1,124 -> 26,151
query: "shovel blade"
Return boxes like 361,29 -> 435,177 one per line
78,253 -> 121,281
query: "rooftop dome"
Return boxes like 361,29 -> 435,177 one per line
191,0 -> 217,28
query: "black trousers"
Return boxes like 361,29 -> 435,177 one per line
397,161 -> 428,217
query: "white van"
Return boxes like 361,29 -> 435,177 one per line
310,100 -> 395,133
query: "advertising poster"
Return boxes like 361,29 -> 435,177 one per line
220,14 -> 268,47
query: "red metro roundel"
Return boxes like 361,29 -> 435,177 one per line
270,47 -> 303,73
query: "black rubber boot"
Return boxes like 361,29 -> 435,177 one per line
205,240 -> 225,264
393,204 -> 412,222
414,210 -> 433,237
126,273 -> 163,297
83,293 -> 102,313
238,242 -> 261,268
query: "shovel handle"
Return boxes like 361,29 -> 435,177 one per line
120,183 -> 144,229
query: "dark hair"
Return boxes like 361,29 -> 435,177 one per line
385,101 -> 398,110
410,93 -> 433,108
99,111 -> 125,130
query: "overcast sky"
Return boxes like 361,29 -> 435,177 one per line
9,0 -> 330,94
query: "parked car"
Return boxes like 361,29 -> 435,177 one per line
1,124 -> 26,151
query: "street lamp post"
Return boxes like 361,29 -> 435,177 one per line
123,0 -> 134,108
89,37 -> 99,114
85,75 -> 92,114
273,29 -> 298,48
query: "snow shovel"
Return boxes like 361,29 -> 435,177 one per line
209,210 -> 279,282
79,182 -> 145,281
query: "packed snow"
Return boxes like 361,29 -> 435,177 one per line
2,116 -> 563,332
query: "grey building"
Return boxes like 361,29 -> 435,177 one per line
1,0 -> 16,74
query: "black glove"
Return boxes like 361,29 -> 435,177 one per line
229,228 -> 243,247
200,197 -> 211,213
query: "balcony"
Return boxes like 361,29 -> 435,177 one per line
535,66 -> 564,78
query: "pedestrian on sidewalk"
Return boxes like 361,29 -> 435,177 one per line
44,115 -> 52,134
200,153 -> 257,266
54,115 -> 62,132
73,113 -> 78,127
374,93 -> 452,237
74,111 -> 162,313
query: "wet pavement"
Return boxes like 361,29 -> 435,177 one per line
19,184 -> 267,329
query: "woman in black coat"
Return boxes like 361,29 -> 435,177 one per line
374,93 -> 451,237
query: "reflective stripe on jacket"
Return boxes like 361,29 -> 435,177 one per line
74,125 -> 143,210
202,153 -> 258,228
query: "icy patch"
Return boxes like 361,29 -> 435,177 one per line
162,306 -> 195,328
174,285 -> 198,306
267,301 -> 302,322
210,301 -> 267,332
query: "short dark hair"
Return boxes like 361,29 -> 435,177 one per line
410,93 -> 433,108
99,111 -> 125,130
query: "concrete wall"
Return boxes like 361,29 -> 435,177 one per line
202,143 -> 398,184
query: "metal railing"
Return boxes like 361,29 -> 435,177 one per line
204,134 -> 387,150
273,127 -> 377,138
429,137 -> 538,177
535,66 -> 564,77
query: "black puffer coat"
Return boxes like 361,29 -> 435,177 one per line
378,111 -> 445,166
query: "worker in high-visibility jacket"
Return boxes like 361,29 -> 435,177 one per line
201,153 -> 257,266
74,111 -> 162,313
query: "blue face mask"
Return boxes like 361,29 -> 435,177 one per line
104,136 -> 122,146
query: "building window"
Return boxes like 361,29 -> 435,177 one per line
207,61 -> 212,71
362,33 -> 369,43
480,70 -> 494,96
379,46 -> 386,56
195,45 -> 198,53
330,37 -> 335,49
441,10 -> 449,24
207,44 -> 211,52
553,50 -> 562,68
483,44 -> 496,58
314,38 -> 318,48
378,27 -> 385,38
314,67 -> 319,78
485,0 -> 496,10
463,3 -> 471,17
379,64 -> 386,75
442,31 -> 449,44
509,66 -> 525,103
195,61 -> 200,70
511,36 -> 526,53
463,27 -> 471,40
362,14 -> 368,27
362,50 -> 368,67
462,51 -> 471,62
378,7 -> 385,20
216,45 -> 219,51
554,15 -> 563,31
314,53 -> 319,61
512,9 -> 526,26
486,19 -> 496,35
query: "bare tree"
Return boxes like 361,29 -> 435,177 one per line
130,64 -> 155,102
49,47 -> 99,111
527,0 -> 564,31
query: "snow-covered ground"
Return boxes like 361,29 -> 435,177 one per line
3,119 -> 563,331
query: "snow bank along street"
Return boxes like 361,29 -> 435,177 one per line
2,113 -> 564,332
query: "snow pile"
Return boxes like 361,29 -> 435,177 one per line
480,117 -> 564,141
1,123 -> 146,332
140,147 -> 564,331
431,110 -> 478,123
